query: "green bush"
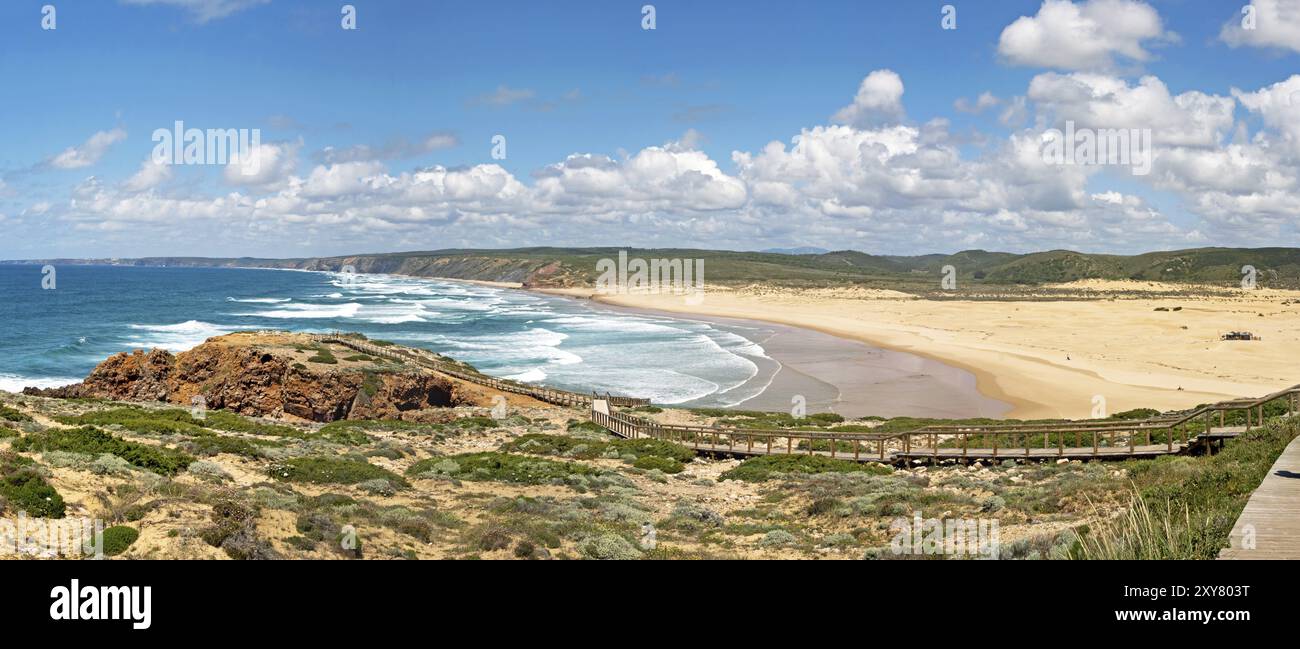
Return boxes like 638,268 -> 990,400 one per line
307,349 -> 338,364
719,454 -> 892,482
0,453 -> 65,519
100,526 -> 140,556
0,404 -> 33,422
13,427 -> 194,476
632,455 -> 684,474
408,452 -> 599,485
271,456 -> 408,487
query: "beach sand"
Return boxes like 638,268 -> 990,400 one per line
539,281 -> 1300,420
586,303 -> 1010,419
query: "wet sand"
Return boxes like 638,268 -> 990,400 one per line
585,303 -> 1010,419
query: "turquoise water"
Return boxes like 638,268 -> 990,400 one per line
0,264 -> 770,405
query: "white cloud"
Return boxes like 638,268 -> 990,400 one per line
832,70 -> 905,126
1027,73 -> 1236,147
998,0 -> 1174,71
318,132 -> 461,164
1221,0 -> 1300,53
25,69 -> 1300,256
46,128 -> 128,170
1232,75 -> 1300,151
123,158 -> 174,192
119,0 -> 270,23
955,92 -> 1001,114
469,85 -> 536,107
224,141 -> 299,188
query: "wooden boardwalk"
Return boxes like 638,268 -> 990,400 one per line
589,383 -> 1300,465
1219,433 -> 1300,559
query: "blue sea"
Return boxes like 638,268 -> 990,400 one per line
0,264 -> 772,406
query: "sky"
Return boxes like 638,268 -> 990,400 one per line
0,0 -> 1298,259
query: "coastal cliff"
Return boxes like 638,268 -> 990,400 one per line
25,332 -> 471,422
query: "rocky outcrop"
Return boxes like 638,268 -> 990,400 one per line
26,336 -> 468,422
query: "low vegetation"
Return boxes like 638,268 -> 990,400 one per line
270,456 -> 408,487
720,454 -> 893,482
1075,417 -> 1300,560
407,451 -> 600,485
0,451 -> 66,518
13,427 -> 194,476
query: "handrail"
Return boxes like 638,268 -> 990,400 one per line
589,383 -> 1300,464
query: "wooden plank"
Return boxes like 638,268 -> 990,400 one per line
1219,434 -> 1300,559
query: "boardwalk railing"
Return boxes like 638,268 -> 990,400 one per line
320,336 -> 649,408
591,382 -> 1300,464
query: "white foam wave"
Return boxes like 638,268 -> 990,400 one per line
0,374 -> 80,394
237,302 -> 363,319
124,320 -> 254,352
226,297 -> 292,304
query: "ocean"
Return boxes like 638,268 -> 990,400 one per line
0,264 -> 774,406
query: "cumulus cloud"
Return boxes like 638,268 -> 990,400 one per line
23,68 -> 1300,255
832,70 -> 906,126
1232,75 -> 1300,151
223,140 -> 299,188
1027,73 -> 1236,147
46,128 -> 128,170
122,158 -> 175,192
998,0 -> 1174,70
1221,0 -> 1300,53
955,92 -> 1001,114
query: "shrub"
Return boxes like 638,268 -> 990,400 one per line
408,452 -> 599,485
100,526 -> 139,556
0,453 -> 66,519
612,438 -> 694,463
0,404 -> 33,422
581,533 -> 642,560
270,456 -> 408,487
719,455 -> 892,482
760,529 -> 798,547
632,455 -> 684,474
13,427 -> 194,476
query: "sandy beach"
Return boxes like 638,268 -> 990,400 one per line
585,303 -> 1010,419
539,281 -> 1300,420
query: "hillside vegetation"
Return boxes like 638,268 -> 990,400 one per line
10,246 -> 1299,290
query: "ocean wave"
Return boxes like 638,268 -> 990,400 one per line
236,302 -> 363,319
0,374 -> 80,394
503,368 -> 547,383
226,297 -> 292,304
125,320 -> 254,351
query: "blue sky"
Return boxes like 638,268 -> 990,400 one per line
1,0 -> 1298,258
